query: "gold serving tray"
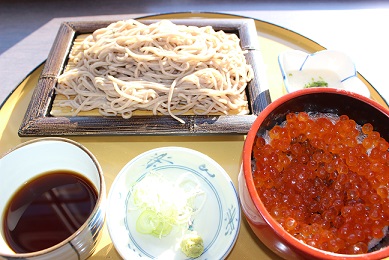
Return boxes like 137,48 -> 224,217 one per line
1,12 -> 388,260
19,18 -> 270,136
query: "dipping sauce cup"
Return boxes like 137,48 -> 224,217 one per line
0,137 -> 105,260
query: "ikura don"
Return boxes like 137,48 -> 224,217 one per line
252,112 -> 389,255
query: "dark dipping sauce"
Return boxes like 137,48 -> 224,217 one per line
2,170 -> 98,253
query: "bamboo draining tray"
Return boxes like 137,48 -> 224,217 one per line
19,19 -> 270,136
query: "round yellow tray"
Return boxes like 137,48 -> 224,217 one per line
0,12 -> 387,260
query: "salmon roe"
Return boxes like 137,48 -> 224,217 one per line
252,112 -> 389,254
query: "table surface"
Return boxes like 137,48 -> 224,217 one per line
1,0 -> 389,107
1,1 -> 389,260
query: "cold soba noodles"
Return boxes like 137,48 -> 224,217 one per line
56,20 -> 253,123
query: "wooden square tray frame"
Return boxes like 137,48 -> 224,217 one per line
19,18 -> 271,136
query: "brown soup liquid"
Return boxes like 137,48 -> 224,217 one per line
3,170 -> 98,253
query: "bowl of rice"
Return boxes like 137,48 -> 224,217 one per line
238,87 -> 389,259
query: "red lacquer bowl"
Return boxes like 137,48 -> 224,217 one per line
238,87 -> 389,259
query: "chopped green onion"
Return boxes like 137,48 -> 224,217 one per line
304,76 -> 328,88
130,172 -> 206,238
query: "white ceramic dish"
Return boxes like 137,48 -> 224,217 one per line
278,49 -> 370,97
106,147 -> 241,260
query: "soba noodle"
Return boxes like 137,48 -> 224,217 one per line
56,19 -> 254,123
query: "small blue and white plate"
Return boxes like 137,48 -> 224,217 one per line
278,49 -> 370,97
106,147 -> 241,259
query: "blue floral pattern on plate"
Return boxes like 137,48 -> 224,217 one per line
278,49 -> 370,98
106,147 -> 241,260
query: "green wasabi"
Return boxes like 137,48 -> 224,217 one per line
180,232 -> 204,258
